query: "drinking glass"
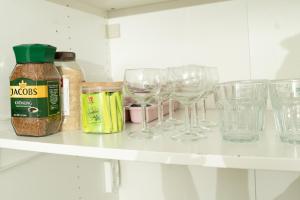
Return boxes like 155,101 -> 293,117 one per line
165,96 -> 183,126
123,68 -> 161,139
169,65 -> 207,141
155,69 -> 172,131
214,80 -> 268,142
270,79 -> 300,143
198,66 -> 219,128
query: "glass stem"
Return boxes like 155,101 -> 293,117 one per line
157,98 -> 163,125
141,104 -> 148,131
168,98 -> 174,120
201,99 -> 207,121
191,102 -> 198,127
184,105 -> 192,134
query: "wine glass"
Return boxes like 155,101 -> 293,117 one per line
168,65 -> 207,141
155,69 -> 172,132
197,66 -> 219,128
123,68 -> 161,139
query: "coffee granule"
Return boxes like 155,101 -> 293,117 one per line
10,63 -> 62,136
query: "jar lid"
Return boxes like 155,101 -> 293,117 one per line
81,81 -> 123,91
13,44 -> 56,64
55,52 -> 76,61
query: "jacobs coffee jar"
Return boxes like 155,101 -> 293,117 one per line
10,44 -> 62,136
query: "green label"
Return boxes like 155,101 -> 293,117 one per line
10,78 -> 60,118
48,80 -> 60,116
81,93 -> 104,132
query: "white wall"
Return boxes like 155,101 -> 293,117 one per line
108,0 -> 251,82
248,0 -> 300,80
108,0 -> 300,82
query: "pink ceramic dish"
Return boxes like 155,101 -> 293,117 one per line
129,101 -> 180,123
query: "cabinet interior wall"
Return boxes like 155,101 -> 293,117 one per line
1,0 -> 300,200
109,0 -> 300,82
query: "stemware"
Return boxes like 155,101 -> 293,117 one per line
155,69 -> 172,131
197,66 -> 219,128
123,68 -> 161,139
168,65 -> 207,141
165,96 -> 183,126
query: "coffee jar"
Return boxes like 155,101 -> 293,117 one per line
10,44 -> 62,136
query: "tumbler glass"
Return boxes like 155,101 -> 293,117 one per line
214,80 -> 268,142
270,79 -> 300,143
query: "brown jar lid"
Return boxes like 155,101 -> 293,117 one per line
55,52 -> 76,61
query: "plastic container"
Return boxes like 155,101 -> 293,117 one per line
81,82 -> 123,134
270,79 -> 300,143
55,52 -> 84,131
214,80 -> 268,142
10,44 -> 62,137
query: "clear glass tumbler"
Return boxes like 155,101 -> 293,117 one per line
270,79 -> 300,143
214,80 -> 268,142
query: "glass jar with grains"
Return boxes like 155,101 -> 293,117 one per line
10,44 -> 62,137
55,52 -> 84,131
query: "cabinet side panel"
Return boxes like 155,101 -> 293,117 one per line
256,170 -> 300,200
119,162 -> 255,200
0,0 -> 110,119
0,151 -> 117,200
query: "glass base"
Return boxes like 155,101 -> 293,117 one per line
192,125 -> 211,132
153,122 -> 174,134
223,134 -> 259,142
171,131 -> 207,142
165,118 -> 183,126
280,135 -> 300,144
199,120 -> 217,128
128,129 -> 160,139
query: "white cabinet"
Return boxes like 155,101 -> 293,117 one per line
256,171 -> 300,200
1,0 -> 300,200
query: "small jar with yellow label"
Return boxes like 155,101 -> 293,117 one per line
10,44 -> 62,137
81,82 -> 123,134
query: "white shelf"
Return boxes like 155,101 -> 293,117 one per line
47,0 -> 226,18
1,111 -> 300,171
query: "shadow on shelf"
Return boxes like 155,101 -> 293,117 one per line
161,165 -> 199,200
161,165 -> 251,200
274,177 -> 300,200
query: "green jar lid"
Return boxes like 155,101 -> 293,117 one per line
13,44 -> 57,64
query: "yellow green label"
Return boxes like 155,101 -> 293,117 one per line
81,91 -> 124,133
81,93 -> 104,132
10,78 -> 60,118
